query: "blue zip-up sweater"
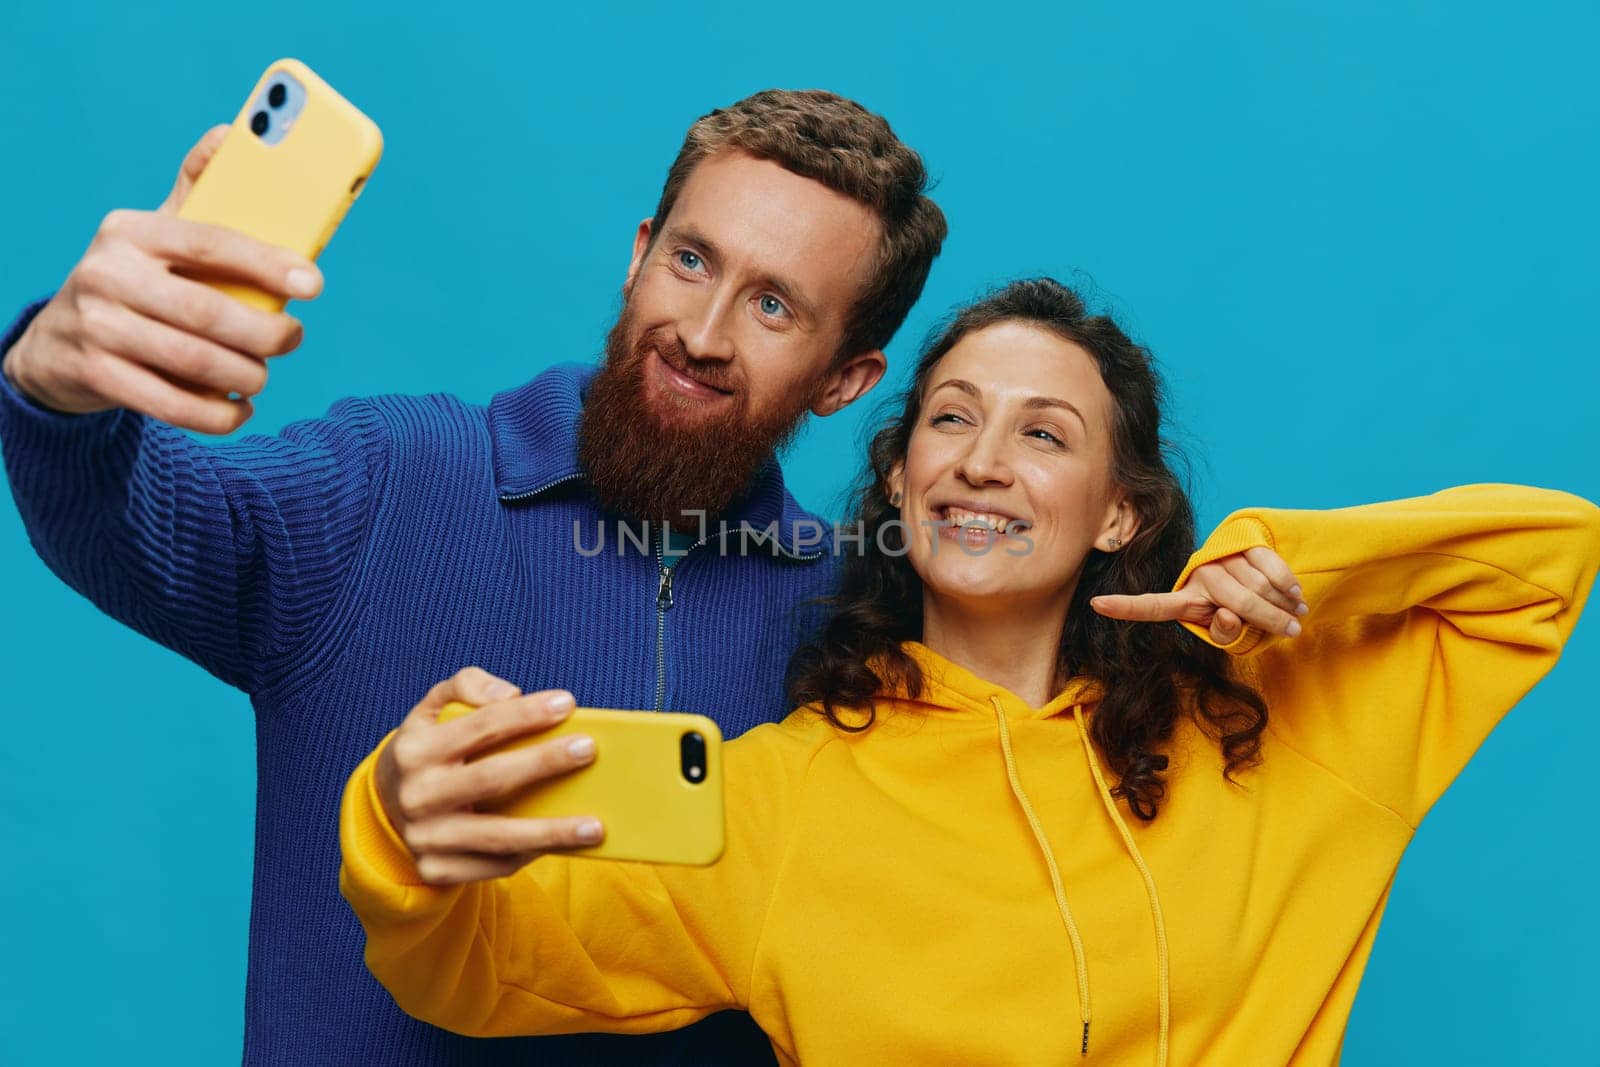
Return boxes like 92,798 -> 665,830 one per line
0,300 -> 840,1065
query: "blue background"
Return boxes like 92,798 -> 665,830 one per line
2,2 -> 1596,1062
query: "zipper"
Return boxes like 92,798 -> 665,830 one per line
499,472 -> 585,505
650,520 -> 827,709
653,536 -> 671,711
656,562 -> 675,610
703,519 -> 826,562
502,486 -> 827,712
651,523 -> 713,712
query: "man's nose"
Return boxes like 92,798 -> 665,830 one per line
677,287 -> 738,363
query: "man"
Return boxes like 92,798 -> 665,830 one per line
0,90 -> 946,1064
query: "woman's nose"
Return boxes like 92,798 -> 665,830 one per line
955,429 -> 1014,487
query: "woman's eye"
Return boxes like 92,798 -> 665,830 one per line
758,294 -> 788,318
1026,428 -> 1065,447
677,250 -> 704,272
930,412 -> 967,427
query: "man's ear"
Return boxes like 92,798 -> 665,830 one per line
624,218 -> 653,294
812,349 -> 887,417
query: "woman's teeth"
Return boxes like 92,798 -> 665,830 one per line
944,508 -> 1014,531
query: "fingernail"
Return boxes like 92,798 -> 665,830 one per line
548,691 -> 576,713
566,735 -> 595,760
1289,585 -> 1302,598
576,819 -> 603,843
1286,620 -> 1302,637
286,268 -> 321,298
488,681 -> 519,700
1295,602 -> 1310,616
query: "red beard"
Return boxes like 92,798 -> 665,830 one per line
576,302 -> 820,530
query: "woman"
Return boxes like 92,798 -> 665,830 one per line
340,279 -> 1600,1065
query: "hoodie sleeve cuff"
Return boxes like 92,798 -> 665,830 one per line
340,734 -> 453,910
1172,514 -> 1276,657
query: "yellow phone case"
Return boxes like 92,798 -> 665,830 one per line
178,58 -> 382,311
436,702 -> 726,866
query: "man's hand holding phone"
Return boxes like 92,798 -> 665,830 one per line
376,668 -> 605,888
1,126 -> 322,435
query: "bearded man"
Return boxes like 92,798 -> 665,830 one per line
0,90 -> 946,1065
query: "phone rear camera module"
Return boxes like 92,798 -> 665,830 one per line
251,71 -> 306,146
679,731 -> 708,785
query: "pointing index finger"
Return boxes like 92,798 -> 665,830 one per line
1090,591 -> 1191,623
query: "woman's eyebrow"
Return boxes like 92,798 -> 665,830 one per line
1023,395 -> 1086,428
928,378 -> 981,399
928,379 -> 1086,429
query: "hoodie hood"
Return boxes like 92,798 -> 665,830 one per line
884,640 -> 1107,720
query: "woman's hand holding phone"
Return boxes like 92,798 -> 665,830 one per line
1,127 -> 322,434
375,668 -> 607,888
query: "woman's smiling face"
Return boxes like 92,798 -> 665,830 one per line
891,320 -> 1131,611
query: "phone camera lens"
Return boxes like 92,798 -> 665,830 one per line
679,731 -> 708,785
250,111 -> 270,136
267,83 -> 287,109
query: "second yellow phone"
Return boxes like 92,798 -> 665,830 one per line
178,58 -> 382,311
436,702 -> 727,866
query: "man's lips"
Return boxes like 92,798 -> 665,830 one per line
649,349 -> 734,401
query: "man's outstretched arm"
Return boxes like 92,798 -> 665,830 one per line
0,129 -> 386,694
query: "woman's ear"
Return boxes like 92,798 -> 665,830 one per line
1099,495 -> 1141,552
885,461 -> 905,508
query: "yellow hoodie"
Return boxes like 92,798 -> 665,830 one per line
341,484 -> 1600,1065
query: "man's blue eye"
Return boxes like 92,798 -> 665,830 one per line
678,251 -> 702,271
759,295 -> 787,317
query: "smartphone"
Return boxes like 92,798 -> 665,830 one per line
177,58 -> 382,311
436,701 -> 726,866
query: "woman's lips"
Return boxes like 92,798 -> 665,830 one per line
927,504 -> 1032,551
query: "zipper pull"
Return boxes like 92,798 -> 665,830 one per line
656,565 -> 675,611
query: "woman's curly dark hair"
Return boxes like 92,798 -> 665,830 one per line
786,278 -> 1266,820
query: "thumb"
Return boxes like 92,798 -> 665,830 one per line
1208,607 -> 1243,645
159,124 -> 232,215
411,666 -> 522,726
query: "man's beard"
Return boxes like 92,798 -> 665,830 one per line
576,301 -> 821,530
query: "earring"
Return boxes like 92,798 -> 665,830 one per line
890,492 -> 902,507
1108,537 -> 1123,549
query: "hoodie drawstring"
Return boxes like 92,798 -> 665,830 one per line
1072,704 -> 1171,1067
990,695 -> 1172,1066
991,696 -> 1093,1056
